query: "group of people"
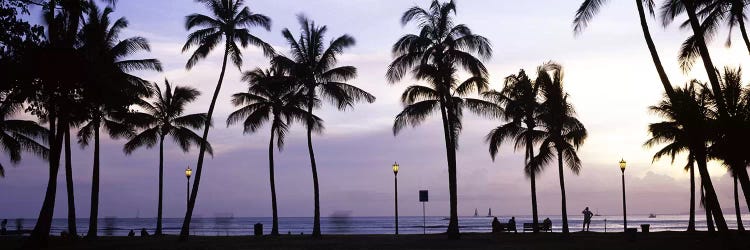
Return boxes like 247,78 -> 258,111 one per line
489,206 -> 595,233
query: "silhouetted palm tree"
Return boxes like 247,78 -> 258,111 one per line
387,0 -> 493,237
710,67 -> 749,231
27,2 -> 86,244
645,81 -> 713,232
272,15 -> 375,237
227,68 -> 321,236
529,62 -> 587,235
660,0 -> 732,232
0,99 -> 49,178
484,69 -> 544,232
180,0 -> 273,239
574,0 -> 677,99
124,80 -> 212,236
77,3 -> 161,238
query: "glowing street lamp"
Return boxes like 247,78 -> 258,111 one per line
185,167 -> 192,207
619,159 -> 627,230
393,162 -> 399,235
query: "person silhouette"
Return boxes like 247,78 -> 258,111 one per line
543,217 -> 552,232
508,217 -> 517,233
491,217 -> 501,233
582,207 -> 594,231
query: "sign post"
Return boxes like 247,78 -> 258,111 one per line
419,190 -> 428,235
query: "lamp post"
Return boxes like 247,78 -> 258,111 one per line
185,167 -> 192,208
392,162 -> 399,235
619,159 -> 627,231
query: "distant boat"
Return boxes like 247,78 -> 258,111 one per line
594,209 -> 601,216
474,208 -> 478,217
486,208 -> 493,217
649,213 -> 656,218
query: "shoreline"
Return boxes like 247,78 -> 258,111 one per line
3,231 -> 749,249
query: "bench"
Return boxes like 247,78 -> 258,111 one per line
494,223 -> 517,233
522,223 -> 552,232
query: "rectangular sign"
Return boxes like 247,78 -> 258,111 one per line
419,190 -> 428,202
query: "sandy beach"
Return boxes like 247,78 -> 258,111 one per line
3,232 -> 750,250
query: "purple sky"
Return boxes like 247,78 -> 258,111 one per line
1,0 -> 749,219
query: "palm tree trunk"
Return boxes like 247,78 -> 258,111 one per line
526,137 -> 539,233
306,97 -> 322,238
156,134 -> 165,235
635,0 -> 676,99
737,17 -> 750,55
734,167 -> 750,215
735,175 -> 745,231
64,125 -> 78,237
556,148 -> 569,234
695,150 -> 728,231
688,162 -> 695,232
683,1 -> 727,116
87,122 -> 101,238
439,101 -> 460,238
269,124 -> 279,236
179,45 -> 230,241
28,113 -> 64,246
702,183 -> 715,232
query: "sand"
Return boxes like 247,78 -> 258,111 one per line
2,231 -> 750,250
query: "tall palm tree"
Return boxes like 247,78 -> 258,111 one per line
28,0 -> 117,243
644,81 -> 713,232
574,0 -> 677,100
28,1 -> 86,244
0,99 -> 49,178
179,0 -> 273,240
484,69 -> 544,232
660,0 -> 732,232
529,63 -> 587,235
227,68 -> 321,236
124,80 -> 212,236
387,0 -> 493,237
77,3 -> 162,238
272,15 -> 375,237
710,67 -> 749,231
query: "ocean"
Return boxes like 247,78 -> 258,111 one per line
6,214 -> 749,236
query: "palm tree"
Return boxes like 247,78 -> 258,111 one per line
77,3 -> 162,238
0,99 -> 49,178
660,0 -> 732,232
180,0 -> 273,240
123,80 -> 212,236
484,69 -> 544,232
574,0 -> 677,100
644,81 -> 713,232
386,0 -> 493,237
272,15 -> 375,237
227,68 -> 320,236
710,67 -> 749,231
528,63 -> 587,234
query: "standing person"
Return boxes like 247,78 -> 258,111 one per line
582,207 -> 593,231
1,219 -> 7,235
